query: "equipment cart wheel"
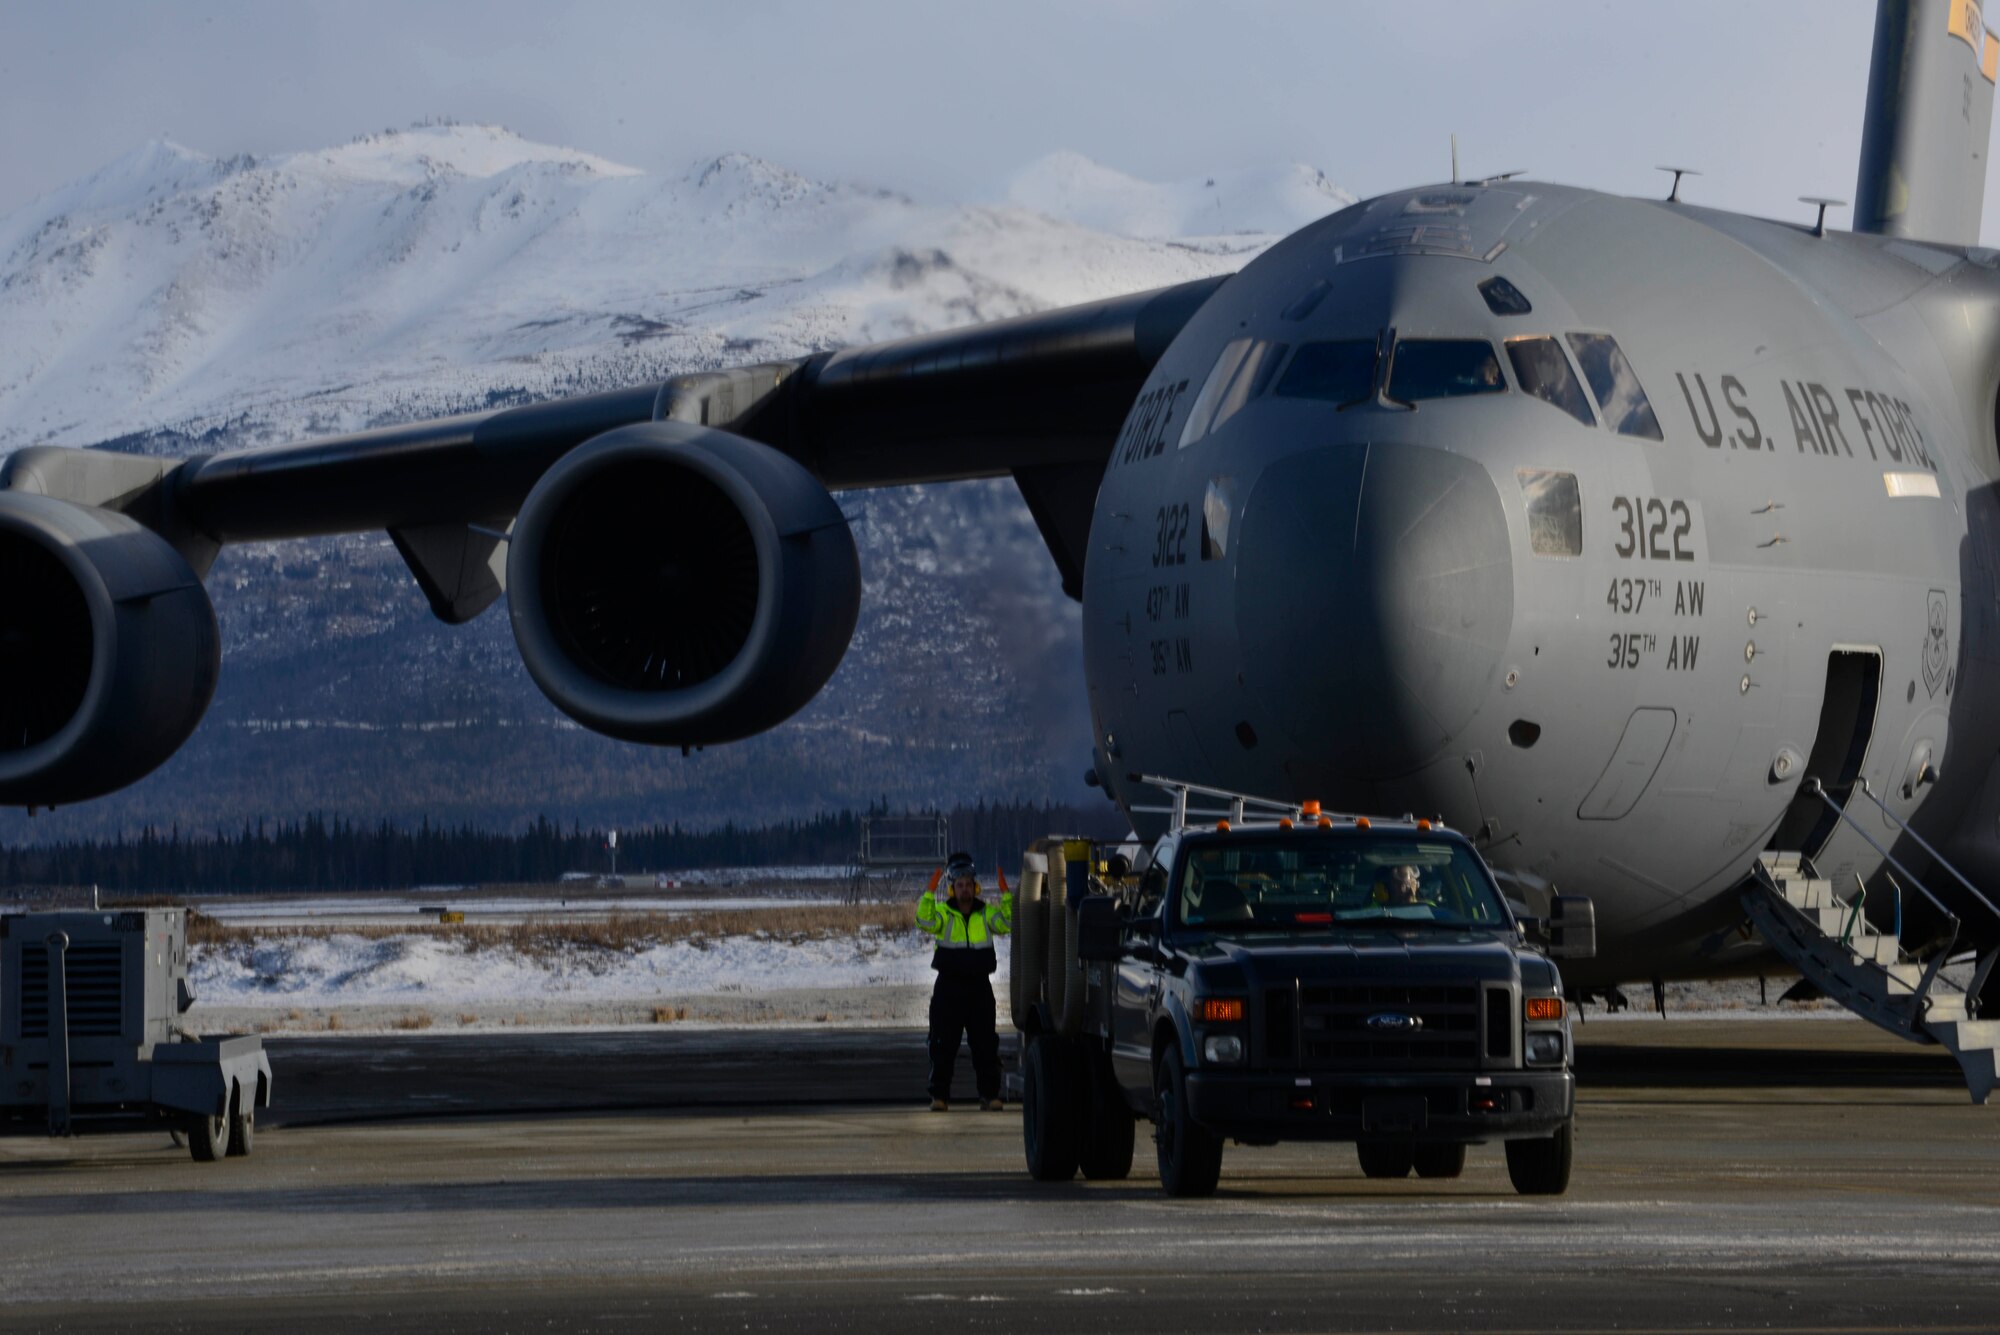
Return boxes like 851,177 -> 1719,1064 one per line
1356,1142 -> 1413,1179
226,1084 -> 255,1158
1023,1033 -> 1081,1181
1413,1142 -> 1466,1178
185,1111 -> 229,1163
1154,1048 -> 1222,1197
1505,1116 -> 1574,1195
1078,1051 -> 1135,1181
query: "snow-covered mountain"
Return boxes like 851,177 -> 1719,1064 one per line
1008,150 -> 1355,241
0,124 -> 1348,839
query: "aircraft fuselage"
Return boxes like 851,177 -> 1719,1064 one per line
1083,182 -> 2000,987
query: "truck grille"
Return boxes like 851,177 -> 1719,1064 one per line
18,943 -> 125,1039
1295,983 -> 1480,1069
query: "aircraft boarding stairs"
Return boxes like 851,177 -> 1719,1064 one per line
1741,779 -> 2000,1104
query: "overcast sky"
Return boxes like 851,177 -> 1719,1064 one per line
3,1 -> 1991,239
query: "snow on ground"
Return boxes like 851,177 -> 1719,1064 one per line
195,894 -> 845,925
191,926 -> 1004,1009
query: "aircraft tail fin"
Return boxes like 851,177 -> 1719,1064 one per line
1856,0 -> 1998,244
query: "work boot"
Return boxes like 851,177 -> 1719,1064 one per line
981,1098 -> 1004,1112
929,1098 -> 949,1112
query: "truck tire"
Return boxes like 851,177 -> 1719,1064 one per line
1412,1142 -> 1465,1178
1010,861 -> 1044,1022
1505,1117 -> 1574,1195
185,1111 -> 229,1163
1023,1033 -> 1081,1181
1078,1052 -> 1135,1181
226,1084 -> 255,1158
1504,1111 -> 1568,1191
1045,846 -> 1085,1036
1356,1142 -> 1413,1178
1154,1048 -> 1222,1197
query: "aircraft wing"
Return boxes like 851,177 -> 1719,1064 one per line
0,272 -> 1230,803
114,274 -> 1229,596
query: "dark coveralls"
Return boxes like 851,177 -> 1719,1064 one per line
917,876 -> 1012,1102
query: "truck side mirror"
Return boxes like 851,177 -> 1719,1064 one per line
1076,895 -> 1124,961
1547,894 -> 1596,960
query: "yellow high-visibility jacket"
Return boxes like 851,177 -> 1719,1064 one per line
917,880 -> 1013,977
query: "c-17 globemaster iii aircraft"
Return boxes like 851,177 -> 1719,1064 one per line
6,2 -> 2000,1090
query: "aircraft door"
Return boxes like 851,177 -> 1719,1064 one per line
1766,648 -> 1883,865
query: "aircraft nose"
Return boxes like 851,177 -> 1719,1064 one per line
1236,442 -> 1514,782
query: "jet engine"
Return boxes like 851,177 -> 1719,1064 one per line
506,421 -> 861,746
0,494 -> 220,806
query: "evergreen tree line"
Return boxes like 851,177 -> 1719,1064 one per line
0,801 -> 1129,894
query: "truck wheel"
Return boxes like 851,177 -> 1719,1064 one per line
1505,1117 -> 1574,1196
226,1084 -> 256,1158
1356,1142 -> 1413,1178
1078,1052 -> 1135,1181
1023,1034 -> 1081,1181
185,1111 -> 229,1163
1154,1049 -> 1222,1197
1413,1143 -> 1466,1178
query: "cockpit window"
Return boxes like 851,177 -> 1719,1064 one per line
1518,469 -> 1582,557
1566,333 -> 1663,439
1506,336 -> 1594,426
1387,339 -> 1506,402
1179,337 -> 1288,448
1273,340 -> 1376,405
1478,276 -> 1532,316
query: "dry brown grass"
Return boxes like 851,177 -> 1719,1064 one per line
390,1012 -> 434,1031
325,1012 -> 344,1031
187,904 -> 912,953
652,1005 -> 689,1024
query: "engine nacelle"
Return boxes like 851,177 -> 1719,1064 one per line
0,494 -> 219,806
507,421 -> 861,746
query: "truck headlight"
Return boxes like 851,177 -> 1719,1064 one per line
1202,1034 -> 1244,1064
1524,1030 -> 1566,1065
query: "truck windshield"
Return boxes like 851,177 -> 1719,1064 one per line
1175,835 -> 1510,932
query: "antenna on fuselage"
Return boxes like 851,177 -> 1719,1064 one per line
1451,134 -> 1459,185
1799,195 -> 1848,238
1657,165 -> 1701,202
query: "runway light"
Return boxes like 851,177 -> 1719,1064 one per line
1198,998 -> 1245,1023
1525,997 -> 1565,1021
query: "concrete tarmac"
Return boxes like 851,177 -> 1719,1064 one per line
2,1019 -> 1997,1333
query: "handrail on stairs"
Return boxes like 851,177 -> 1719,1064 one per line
1848,779 -> 2000,928
1846,778 -> 2000,1012
1800,778 -> 1961,1017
